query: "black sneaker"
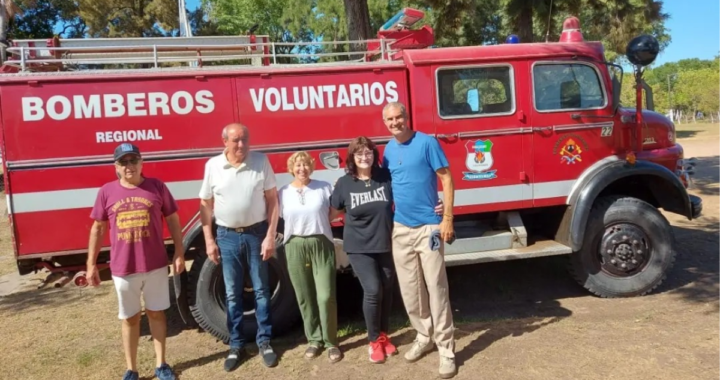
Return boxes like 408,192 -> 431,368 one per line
258,341 -> 278,367
224,347 -> 244,372
121,370 -> 139,380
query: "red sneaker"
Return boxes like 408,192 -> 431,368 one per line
379,332 -> 398,356
368,340 -> 385,363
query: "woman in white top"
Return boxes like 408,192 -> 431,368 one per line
278,151 -> 342,363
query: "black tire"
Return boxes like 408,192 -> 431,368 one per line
172,270 -> 196,327
569,195 -> 676,297
188,244 -> 300,343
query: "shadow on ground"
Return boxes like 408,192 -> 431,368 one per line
676,130 -> 700,139
654,153 -> 719,304
332,254 -> 577,367
656,218 -> 719,306
686,155 -> 719,198
0,283 -> 110,314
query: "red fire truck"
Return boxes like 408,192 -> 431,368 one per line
0,11 -> 701,343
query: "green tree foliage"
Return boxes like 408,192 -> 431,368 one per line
620,57 -> 720,120
186,6 -> 219,36
9,0 -> 85,39
202,0 -> 315,62
571,0 -> 670,63
489,0 -> 670,63
78,0 -> 179,37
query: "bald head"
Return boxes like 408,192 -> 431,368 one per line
222,123 -> 249,140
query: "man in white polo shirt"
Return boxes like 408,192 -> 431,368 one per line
199,123 -> 280,372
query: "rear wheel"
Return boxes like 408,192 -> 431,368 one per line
569,195 -> 676,297
187,243 -> 300,343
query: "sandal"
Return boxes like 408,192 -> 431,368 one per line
304,345 -> 321,359
327,347 -> 343,363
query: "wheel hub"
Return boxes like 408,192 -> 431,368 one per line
600,224 -> 650,275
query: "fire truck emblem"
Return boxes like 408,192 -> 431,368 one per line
554,135 -> 588,165
463,139 -> 497,180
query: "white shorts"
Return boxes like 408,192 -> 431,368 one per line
112,266 -> 170,320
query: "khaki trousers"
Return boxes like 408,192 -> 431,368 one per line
392,221 -> 455,358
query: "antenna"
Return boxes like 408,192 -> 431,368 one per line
545,0 -> 554,43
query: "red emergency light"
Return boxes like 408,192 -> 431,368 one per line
559,16 -> 584,43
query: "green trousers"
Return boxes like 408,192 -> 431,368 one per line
285,234 -> 338,348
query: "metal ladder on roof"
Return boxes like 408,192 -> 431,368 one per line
0,7 -> 434,73
0,34 -> 410,73
1,35 -> 275,72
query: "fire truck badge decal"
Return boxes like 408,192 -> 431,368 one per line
463,139 -> 497,181
554,135 -> 588,165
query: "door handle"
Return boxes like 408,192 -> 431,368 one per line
436,133 -> 459,140
319,151 -> 341,170
532,126 -> 554,132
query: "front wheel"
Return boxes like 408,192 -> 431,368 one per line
569,195 -> 676,297
188,244 -> 300,343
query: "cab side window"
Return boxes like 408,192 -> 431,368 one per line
436,65 -> 515,118
533,63 -> 605,111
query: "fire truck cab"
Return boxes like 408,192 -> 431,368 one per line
0,11 -> 702,343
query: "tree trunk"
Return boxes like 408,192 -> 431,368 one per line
343,0 -> 372,59
518,6 -> 533,43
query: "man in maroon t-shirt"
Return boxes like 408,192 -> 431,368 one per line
86,143 -> 185,380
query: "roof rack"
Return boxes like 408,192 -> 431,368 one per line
0,7 -> 434,73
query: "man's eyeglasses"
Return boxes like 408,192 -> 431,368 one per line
117,158 -> 140,166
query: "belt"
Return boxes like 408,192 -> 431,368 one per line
220,221 -> 264,233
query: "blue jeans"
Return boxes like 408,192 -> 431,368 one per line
216,222 -> 272,349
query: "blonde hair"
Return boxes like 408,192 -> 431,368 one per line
287,151 -> 315,176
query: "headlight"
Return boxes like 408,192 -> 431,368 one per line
668,123 -> 676,143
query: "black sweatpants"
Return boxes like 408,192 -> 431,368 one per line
347,252 -> 396,342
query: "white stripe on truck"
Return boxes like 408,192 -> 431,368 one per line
8,170 -> 575,214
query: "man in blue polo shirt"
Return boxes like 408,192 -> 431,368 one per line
381,101 -> 457,379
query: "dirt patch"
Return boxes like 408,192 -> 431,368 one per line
0,134 -> 717,380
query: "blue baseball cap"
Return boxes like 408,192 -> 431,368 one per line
113,143 -> 141,161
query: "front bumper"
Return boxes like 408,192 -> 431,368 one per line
689,194 -> 703,219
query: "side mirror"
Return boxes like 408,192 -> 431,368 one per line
642,79 -> 654,111
612,72 -> 621,113
626,35 -> 659,67
607,63 -> 624,115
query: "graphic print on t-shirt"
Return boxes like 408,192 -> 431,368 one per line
350,187 -> 389,209
331,172 -> 394,254
111,196 -> 154,243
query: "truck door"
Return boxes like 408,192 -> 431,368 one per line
529,61 -> 613,207
433,62 -> 533,213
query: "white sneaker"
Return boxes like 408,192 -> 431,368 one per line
439,356 -> 457,379
403,339 -> 434,363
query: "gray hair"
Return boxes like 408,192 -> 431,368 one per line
222,123 -> 249,140
382,101 -> 407,119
